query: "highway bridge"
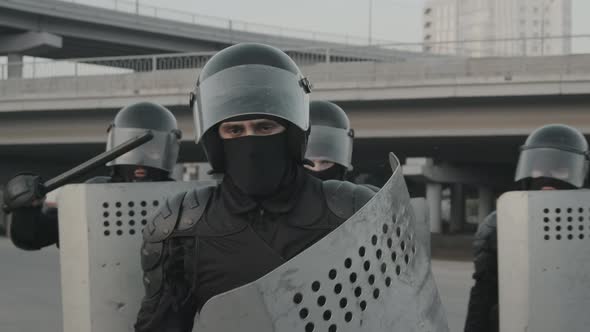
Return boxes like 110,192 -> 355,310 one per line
1,2 -> 590,231
0,0 -> 429,71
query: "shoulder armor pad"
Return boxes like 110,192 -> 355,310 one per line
85,176 -> 112,184
323,180 -> 375,220
143,191 -> 186,243
177,185 -> 216,232
141,241 -> 164,271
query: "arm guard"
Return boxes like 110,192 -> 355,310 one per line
135,186 -> 215,332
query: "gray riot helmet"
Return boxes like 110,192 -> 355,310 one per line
515,124 -> 589,188
305,100 -> 354,170
106,102 -> 181,174
189,43 -> 312,171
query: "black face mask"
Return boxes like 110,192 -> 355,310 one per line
223,132 -> 291,197
306,164 -> 346,181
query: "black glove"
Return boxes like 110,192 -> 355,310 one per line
3,173 -> 46,212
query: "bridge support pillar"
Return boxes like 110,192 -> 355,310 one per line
7,53 -> 23,79
426,182 -> 443,233
450,183 -> 465,233
477,186 -> 494,224
1,31 -> 63,79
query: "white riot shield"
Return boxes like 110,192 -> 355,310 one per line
193,154 -> 448,332
57,181 -> 211,332
498,190 -> 590,332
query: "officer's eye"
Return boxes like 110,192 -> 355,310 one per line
228,126 -> 243,135
258,123 -> 276,132
255,120 -> 284,136
219,123 -> 245,139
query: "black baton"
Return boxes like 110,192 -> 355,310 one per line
43,131 -> 154,192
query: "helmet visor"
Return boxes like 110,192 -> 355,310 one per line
193,65 -> 309,142
305,125 -> 353,170
515,148 -> 588,188
106,127 -> 180,173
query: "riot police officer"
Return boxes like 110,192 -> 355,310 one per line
464,124 -> 589,332
304,100 -> 354,181
134,43 -> 375,332
3,102 -> 181,250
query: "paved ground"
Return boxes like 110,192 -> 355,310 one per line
0,238 -> 62,332
432,259 -> 473,332
0,237 -> 473,332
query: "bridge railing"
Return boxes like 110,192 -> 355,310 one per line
0,48 -> 379,80
4,50 -> 590,82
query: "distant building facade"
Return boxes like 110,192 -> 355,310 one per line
423,0 -> 572,57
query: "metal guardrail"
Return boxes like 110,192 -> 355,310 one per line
4,47 -> 590,82
0,48 -> 377,80
304,55 -> 590,84
61,0 -> 396,46
3,33 -> 590,80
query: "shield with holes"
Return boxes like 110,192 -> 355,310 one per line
497,190 -> 590,332
193,153 -> 449,332
57,181 -> 213,332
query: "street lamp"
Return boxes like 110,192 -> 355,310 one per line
368,0 -> 373,45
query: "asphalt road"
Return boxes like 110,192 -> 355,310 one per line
432,259 -> 473,332
0,237 -> 473,332
0,238 -> 62,332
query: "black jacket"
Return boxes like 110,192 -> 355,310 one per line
464,211 -> 498,332
135,167 -> 375,332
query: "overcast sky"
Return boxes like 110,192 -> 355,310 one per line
88,0 -> 590,44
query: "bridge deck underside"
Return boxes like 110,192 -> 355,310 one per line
0,0 -> 421,60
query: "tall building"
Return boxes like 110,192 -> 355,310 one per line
423,0 -> 458,55
423,0 -> 572,57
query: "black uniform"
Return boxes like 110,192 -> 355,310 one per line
135,43 -> 377,332
4,102 -> 180,251
464,211 -> 498,332
135,167 -> 374,331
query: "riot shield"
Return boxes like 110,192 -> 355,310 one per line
57,181 -> 212,332
497,190 -> 590,332
194,154 -> 448,332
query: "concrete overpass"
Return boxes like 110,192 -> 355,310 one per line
0,0 -> 427,72
2,54 -> 590,165
2,54 -> 590,232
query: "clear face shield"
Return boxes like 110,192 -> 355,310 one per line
106,127 -> 181,173
305,125 -> 354,170
515,148 -> 589,188
191,65 -> 311,142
